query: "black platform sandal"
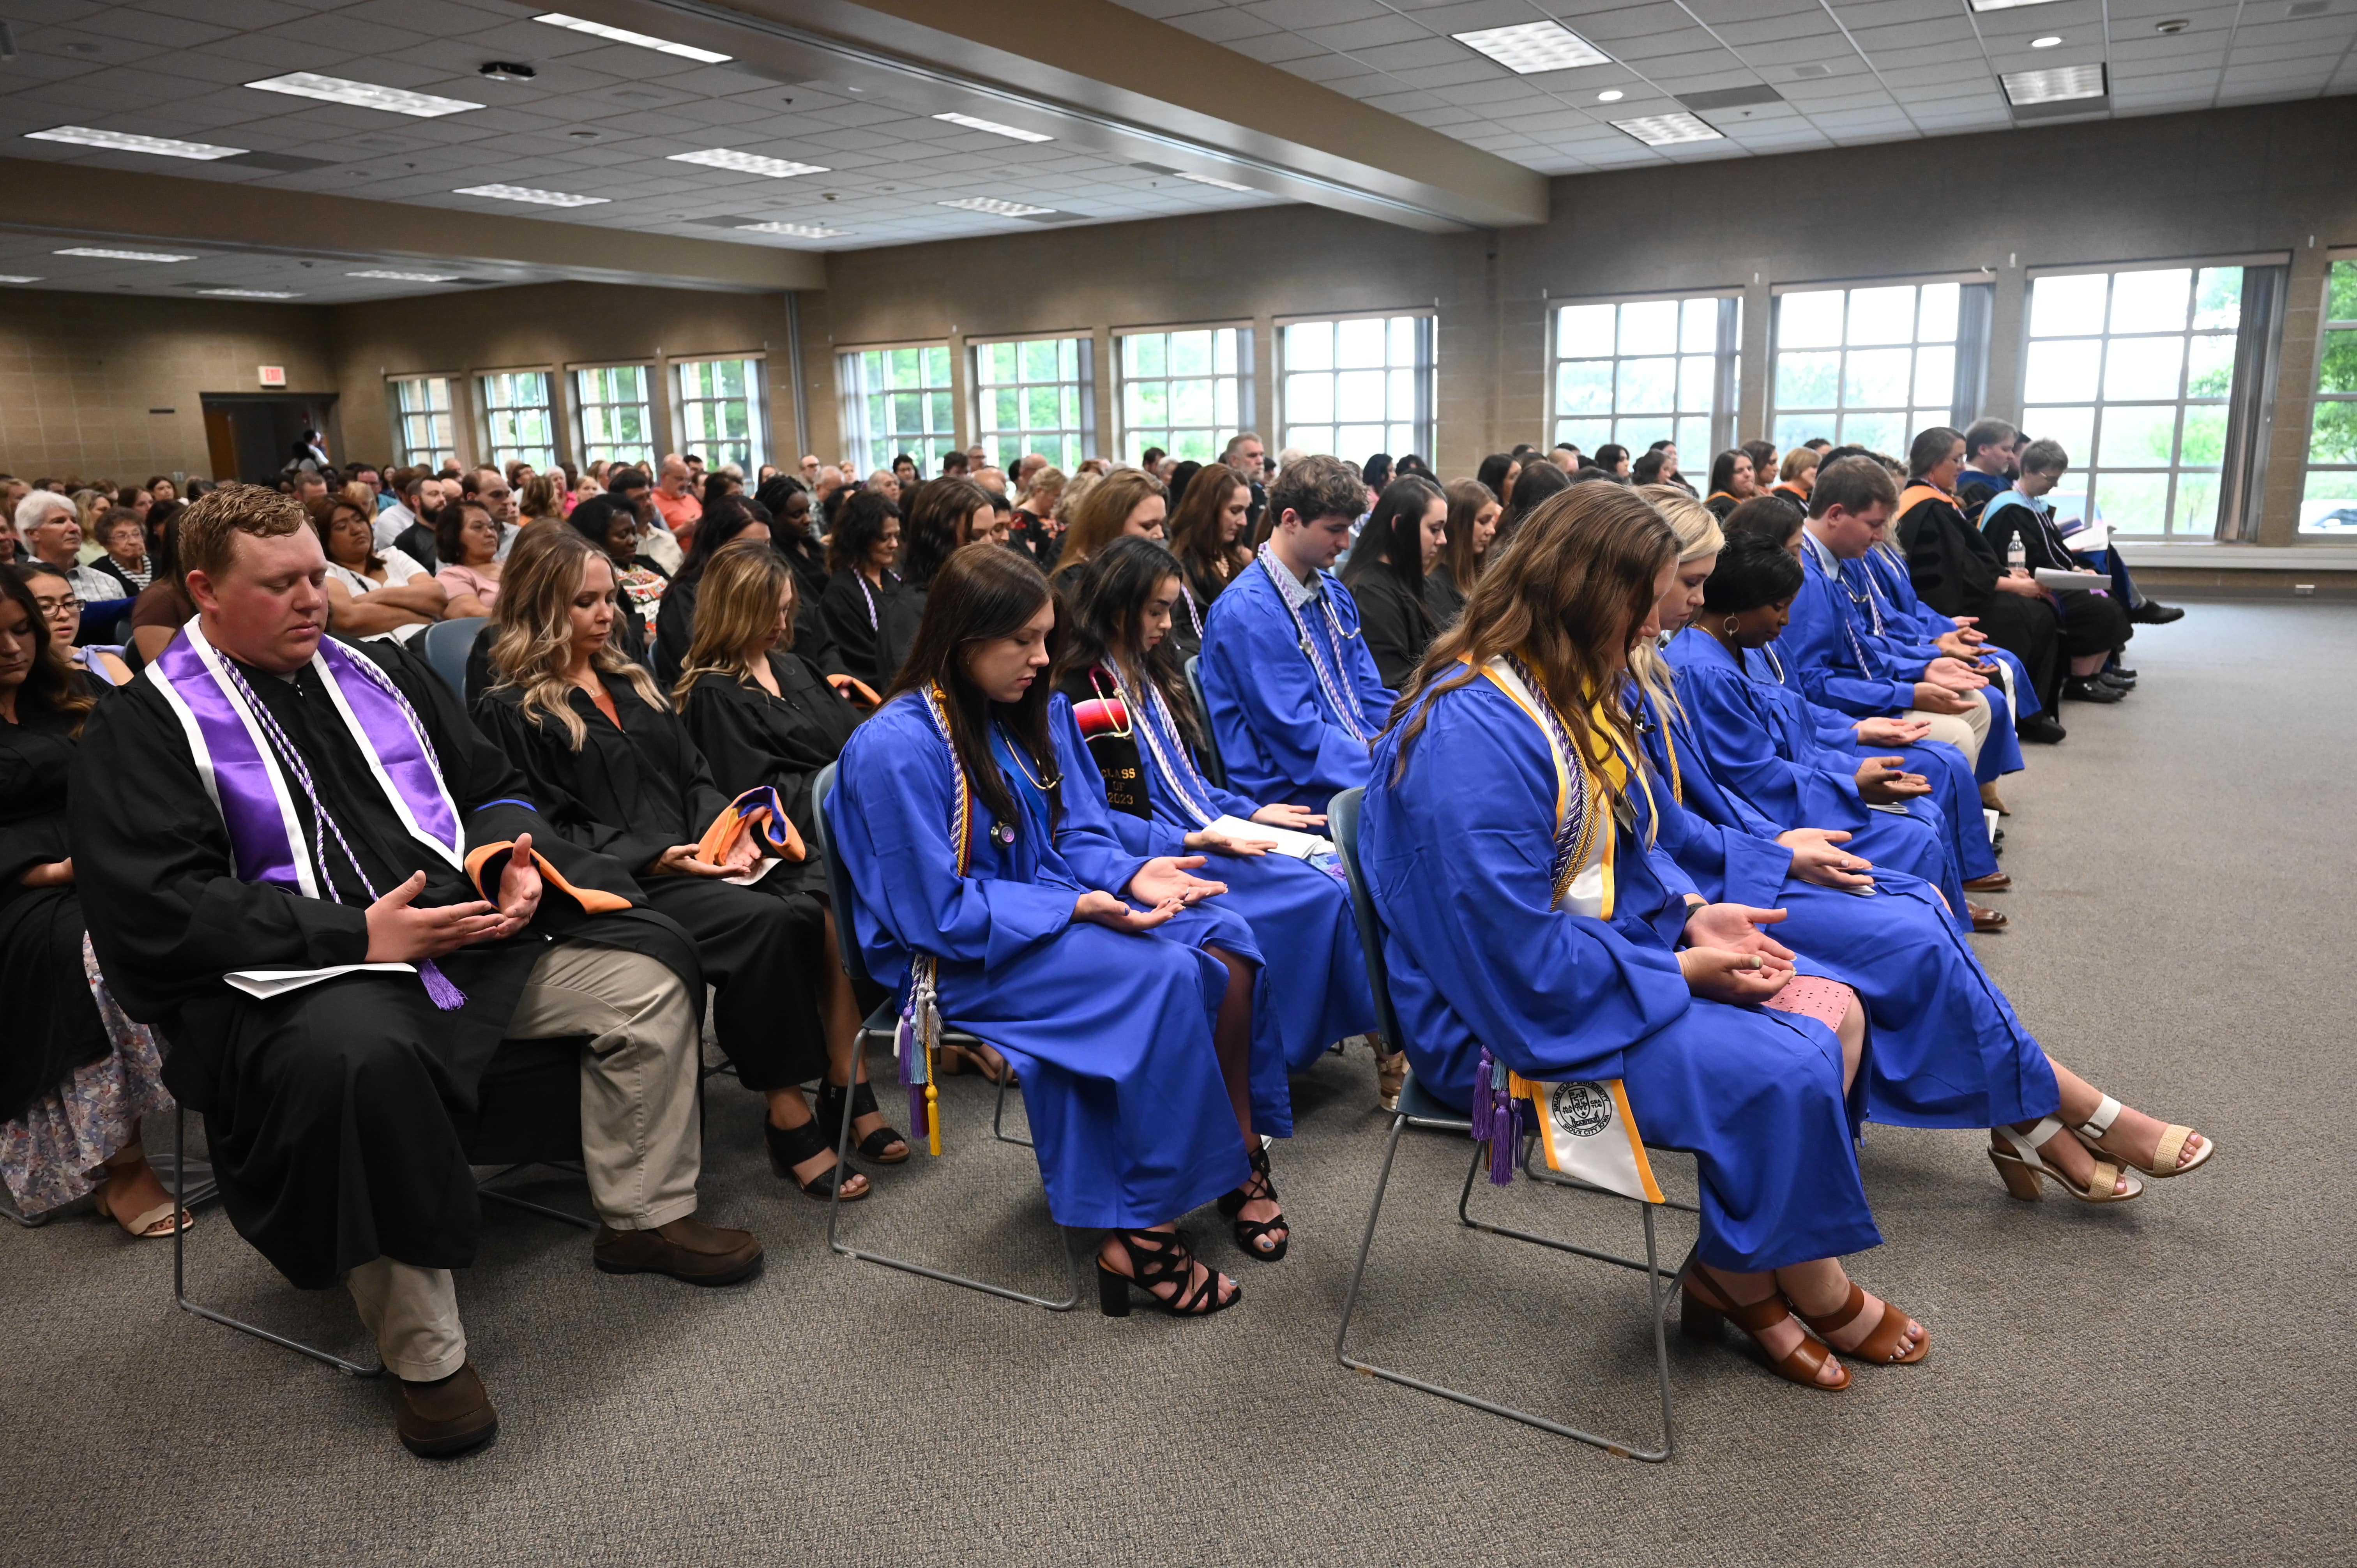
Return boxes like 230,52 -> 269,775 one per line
1096,1229 -> 1240,1318
763,1114 -> 869,1201
1216,1144 -> 1290,1263
816,1078 -> 910,1165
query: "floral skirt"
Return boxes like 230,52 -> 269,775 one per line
0,934 -> 173,1216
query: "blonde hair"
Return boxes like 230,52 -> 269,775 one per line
518,472 -> 564,520
1629,484 -> 1717,725
487,529 -> 665,749
1022,465 -> 1067,504
1060,468 -> 1168,570
672,539 -> 794,705
1051,470 -> 1099,528
1779,446 -> 1820,484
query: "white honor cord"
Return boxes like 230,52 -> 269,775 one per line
1255,544 -> 1369,744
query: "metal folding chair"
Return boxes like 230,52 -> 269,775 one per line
1326,786 -> 1698,1463
1183,655 -> 1228,789
811,763 -> 1080,1311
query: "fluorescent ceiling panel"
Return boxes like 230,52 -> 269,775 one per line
25,125 -> 246,160
0,275 -> 42,283
1968,0 -> 2060,9
532,12 -> 731,63
55,246 -> 197,261
737,221 -> 852,237
2001,64 -> 2106,104
668,148 -> 828,177
246,72 -> 482,118
938,196 -> 1057,217
200,288 -> 300,298
348,269 -> 460,281
1611,112 -> 1724,146
452,183 -> 608,207
1452,21 -> 1610,74
1173,170 -> 1254,192
933,112 -> 1053,143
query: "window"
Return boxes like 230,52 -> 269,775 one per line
2022,265 -> 2244,538
1279,314 -> 1431,462
838,345 -> 957,477
1770,281 -> 1986,454
674,357 -> 764,473
2302,259 -> 2357,535
974,336 -> 1092,471
1117,327 -> 1249,464
476,371 -> 558,471
1551,295 -> 1739,459
572,365 -> 654,471
389,376 -> 456,470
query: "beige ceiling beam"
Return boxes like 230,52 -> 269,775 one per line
588,0 -> 1550,231
0,155 -> 827,292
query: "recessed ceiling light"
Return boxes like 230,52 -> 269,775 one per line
55,246 -> 197,262
1611,112 -> 1723,146
737,221 -> 851,238
452,183 -> 608,207
478,62 -> 537,82
938,196 -> 1056,217
1452,19 -> 1609,73
1967,0 -> 2059,9
2030,34 -> 2063,46
348,269 -> 461,281
199,288 -> 301,298
2156,18 -> 2191,33
1172,170 -> 1254,192
668,148 -> 828,177
246,72 -> 482,118
2000,63 -> 2106,104
25,125 -> 246,160
532,12 -> 731,62
1597,89 -> 1625,102
0,275 -> 42,284
933,111 -> 1053,143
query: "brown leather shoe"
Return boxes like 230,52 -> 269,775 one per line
1961,871 -> 2012,893
594,1215 -> 763,1286
395,1361 -> 498,1458
1968,902 -> 2008,932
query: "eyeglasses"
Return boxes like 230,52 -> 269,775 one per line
32,594 -> 80,615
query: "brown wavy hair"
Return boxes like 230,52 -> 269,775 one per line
1057,468 -> 1167,574
1163,461 -> 1251,584
486,528 -> 665,749
673,538 -> 795,704
1,565 -> 94,731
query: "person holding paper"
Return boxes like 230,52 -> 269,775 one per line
69,485 -> 763,1459
1051,536 -> 1380,1086
1977,439 -> 2138,701
473,529 -> 886,1201
1892,429 -> 2070,714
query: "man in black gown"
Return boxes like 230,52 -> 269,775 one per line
71,486 -> 761,1459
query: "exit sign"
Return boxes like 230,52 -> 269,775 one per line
258,365 -> 286,387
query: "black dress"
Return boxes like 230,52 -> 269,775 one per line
473,673 -> 829,1095
1979,497 -> 2133,660
677,652 -> 861,901
819,568 -> 922,694
1896,489 -> 2063,711
1339,565 -> 1432,692
0,694 -> 108,1126
1424,564 -> 1467,630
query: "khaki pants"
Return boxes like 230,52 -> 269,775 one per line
345,942 -> 703,1380
1903,688 -> 1991,769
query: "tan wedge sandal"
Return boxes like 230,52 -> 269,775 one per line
1990,1117 -> 2143,1204
1681,1274 -> 1848,1391
1787,1282 -> 1928,1366
2070,1095 -> 2214,1181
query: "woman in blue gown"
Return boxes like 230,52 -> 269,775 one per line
1364,481 -> 1927,1391
1050,537 -> 1379,1078
825,542 -> 1285,1316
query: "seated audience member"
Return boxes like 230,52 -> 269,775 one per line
1198,454 -> 1394,810
1338,474 -> 1449,691
318,497 -> 444,644
1055,536 -> 1378,1085
1893,428 -> 2068,712
475,531 -> 878,1198
1474,452 -> 1520,510
1165,459 -> 1201,509
650,456 -> 703,544
866,468 -> 902,505
72,485 -> 761,1459
829,543 -> 1280,1313
1490,454 -> 1569,549
891,453 -> 921,495
901,476 -> 999,602
569,491 -> 670,644
1364,482 -> 1922,1390
1009,465 -> 1066,571
1425,479 -> 1499,629
16,564 -> 133,687
1773,447 -> 1819,512
819,489 -> 921,695
1703,448 -> 1760,521
433,498 -> 504,619
1047,469 -> 1168,600
1161,461 -> 1254,663
1954,417 -> 2018,526
1978,439 -> 2137,699
596,466 -> 678,576
20,492 -> 116,609
0,569 -> 180,1234
1592,443 -> 1631,479
89,509 -> 154,594
459,467 -> 521,563
373,470 -> 428,549
1742,439 -> 1779,498
517,473 -> 564,527
756,474 -> 830,617
1631,449 -> 1669,486
651,493 -> 774,686
1651,439 -> 1698,496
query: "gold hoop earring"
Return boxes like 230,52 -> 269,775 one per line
1723,617 -> 1742,636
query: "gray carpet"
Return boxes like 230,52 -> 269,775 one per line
4,603 -> 2347,1567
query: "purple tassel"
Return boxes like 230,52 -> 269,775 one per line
1489,1099 -> 1520,1186
897,1014 -> 927,1131
1469,1045 -> 1518,1187
418,958 -> 466,1012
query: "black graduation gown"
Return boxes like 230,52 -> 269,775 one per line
473,674 -> 829,1095
1424,564 -> 1467,630
654,565 -> 846,689
1342,564 -> 1438,693
1979,498 -> 2133,659
819,568 -> 922,694
676,651 -> 860,901
1895,491 -> 2063,709
1009,508 -> 1060,573
69,637 -> 692,1289
0,695 -> 108,1125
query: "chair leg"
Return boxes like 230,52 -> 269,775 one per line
476,1163 -> 599,1231
827,1051 -> 1078,1312
170,1106 -> 384,1379
1454,1136 -> 1686,1280
989,1065 -> 1032,1149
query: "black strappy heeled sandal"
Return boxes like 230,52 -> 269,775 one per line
763,1114 -> 868,1201
1096,1229 -> 1240,1318
816,1078 -> 910,1165
1216,1144 -> 1290,1263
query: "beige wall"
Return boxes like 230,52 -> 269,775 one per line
0,291 -> 333,484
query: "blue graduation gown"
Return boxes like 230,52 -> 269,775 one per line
1198,560 -> 1395,809
1862,544 -> 2030,781
1868,541 -> 2043,724
1049,689 -> 1376,1073
826,694 -> 1255,1227
1361,673 -> 1881,1274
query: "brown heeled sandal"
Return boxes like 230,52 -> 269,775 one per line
1680,1275 -> 1848,1392
1787,1282 -> 1928,1365
1990,1117 -> 2142,1203
2069,1094 -> 2213,1181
